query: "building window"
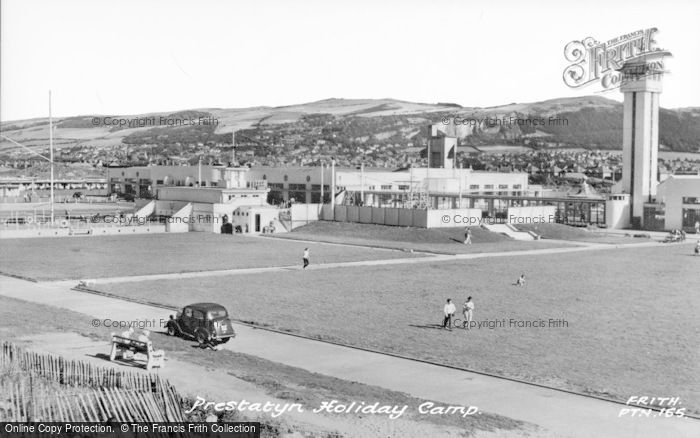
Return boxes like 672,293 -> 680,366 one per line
484,184 -> 494,189
398,185 -> 409,190
284,175 -> 288,182
262,174 -> 267,180
682,197 -> 700,205
469,184 -> 479,190
499,184 -> 508,189
268,183 -> 283,189
289,183 -> 306,190
380,185 -> 392,190
306,175 -> 311,182
368,185 -> 375,190
513,184 -> 522,189
156,180 -> 164,185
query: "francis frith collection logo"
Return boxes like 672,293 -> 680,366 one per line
563,28 -> 670,90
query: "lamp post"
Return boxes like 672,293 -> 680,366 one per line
331,158 -> 336,215
360,161 -> 364,206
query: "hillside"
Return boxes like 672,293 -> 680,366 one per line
1,96 -> 699,166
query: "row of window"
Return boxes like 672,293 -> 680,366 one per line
682,197 -> 700,205
276,175 -> 313,182
122,176 -> 523,193
227,194 -> 260,200
470,184 -> 521,190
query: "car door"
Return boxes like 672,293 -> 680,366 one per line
192,309 -> 207,336
180,307 -> 195,337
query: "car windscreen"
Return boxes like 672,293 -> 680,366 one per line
207,309 -> 228,319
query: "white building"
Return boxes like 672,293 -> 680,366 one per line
655,175 -> 700,231
108,164 -> 538,210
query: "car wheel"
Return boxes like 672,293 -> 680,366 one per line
196,331 -> 208,347
167,324 -> 177,337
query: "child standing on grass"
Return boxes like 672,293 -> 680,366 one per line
303,248 -> 310,269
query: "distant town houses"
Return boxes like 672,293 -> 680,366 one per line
1,138 -> 698,184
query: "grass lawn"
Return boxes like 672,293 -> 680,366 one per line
0,295 -> 527,436
277,221 -> 573,254
98,243 -> 700,412
0,233 -> 423,281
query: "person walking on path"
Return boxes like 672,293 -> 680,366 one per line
464,227 -> 472,245
442,299 -> 456,330
462,297 -> 474,330
303,248 -> 310,269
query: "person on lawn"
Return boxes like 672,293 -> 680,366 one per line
303,248 -> 310,269
462,297 -> 474,330
464,227 -> 472,245
443,298 -> 456,331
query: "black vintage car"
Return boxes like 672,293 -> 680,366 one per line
166,303 -> 236,348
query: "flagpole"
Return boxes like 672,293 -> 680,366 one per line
49,90 -> 55,225
231,130 -> 236,166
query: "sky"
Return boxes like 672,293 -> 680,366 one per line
2,0 -> 699,121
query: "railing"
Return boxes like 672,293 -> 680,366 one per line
0,195 -> 113,204
0,217 -> 158,230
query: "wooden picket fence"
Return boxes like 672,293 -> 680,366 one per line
0,342 -> 184,422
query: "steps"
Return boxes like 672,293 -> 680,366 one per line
482,223 -> 539,241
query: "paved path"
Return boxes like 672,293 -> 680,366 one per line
53,238 -> 664,285
0,276 -> 697,438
